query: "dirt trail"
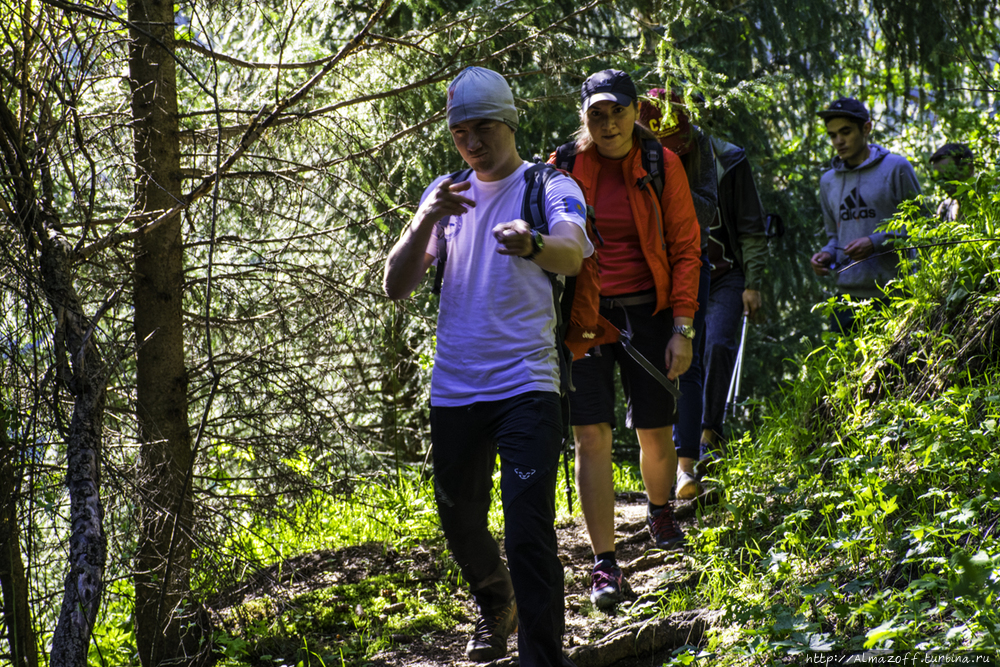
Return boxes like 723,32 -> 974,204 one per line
367,492 -> 718,667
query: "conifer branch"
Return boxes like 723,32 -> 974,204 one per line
175,40 -> 340,70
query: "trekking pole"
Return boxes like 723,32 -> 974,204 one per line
733,329 -> 745,415
725,313 -> 749,420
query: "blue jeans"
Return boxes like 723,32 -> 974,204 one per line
701,267 -> 746,440
431,391 -> 567,667
673,256 -> 711,460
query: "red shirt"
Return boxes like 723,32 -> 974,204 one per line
548,140 -> 701,320
594,153 -> 655,296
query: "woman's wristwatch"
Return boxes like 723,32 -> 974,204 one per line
671,324 -> 696,340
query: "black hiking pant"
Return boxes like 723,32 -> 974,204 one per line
431,390 -> 567,667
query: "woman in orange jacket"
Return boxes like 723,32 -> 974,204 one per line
555,69 -> 701,610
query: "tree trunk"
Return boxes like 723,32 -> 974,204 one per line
0,410 -> 39,667
42,241 -> 109,667
47,247 -> 109,666
0,87 -> 107,667
127,0 -> 207,663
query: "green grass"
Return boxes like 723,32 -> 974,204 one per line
215,472 -> 442,572
613,459 -> 645,493
215,443 -> 632,574
657,178 -> 1000,665
202,453 -> 645,666
92,448 -> 645,666
688,375 -> 1000,660
202,445 -> 650,665
214,572 -> 468,667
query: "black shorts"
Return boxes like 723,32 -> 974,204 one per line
568,296 -> 679,430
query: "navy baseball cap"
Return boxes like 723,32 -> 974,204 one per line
818,97 -> 870,122
581,70 -> 638,112
930,142 -> 973,164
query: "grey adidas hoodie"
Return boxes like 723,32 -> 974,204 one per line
819,144 -> 921,298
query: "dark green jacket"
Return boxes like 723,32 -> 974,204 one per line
710,137 -> 768,291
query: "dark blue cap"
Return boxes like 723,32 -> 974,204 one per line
581,70 -> 638,112
818,97 -> 870,122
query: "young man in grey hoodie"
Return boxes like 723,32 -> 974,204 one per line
809,97 -> 921,332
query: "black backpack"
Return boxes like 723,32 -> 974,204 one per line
553,137 -> 666,201
430,162 -> 581,407
431,140 -> 672,396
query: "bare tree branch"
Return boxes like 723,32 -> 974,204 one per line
175,0 -> 606,149
76,0 -> 394,262
175,39 -> 340,70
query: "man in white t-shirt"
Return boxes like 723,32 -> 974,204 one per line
383,67 -> 592,667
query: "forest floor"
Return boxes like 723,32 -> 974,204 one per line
211,490 -> 720,667
368,490 -> 719,667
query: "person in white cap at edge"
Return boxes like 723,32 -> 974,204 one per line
383,66 -> 591,666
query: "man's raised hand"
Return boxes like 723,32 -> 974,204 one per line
416,179 -> 475,226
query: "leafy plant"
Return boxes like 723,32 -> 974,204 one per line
674,172 -> 1000,662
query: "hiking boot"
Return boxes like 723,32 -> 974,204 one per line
590,562 -> 633,610
695,449 -> 722,481
466,599 -> 517,662
676,469 -> 702,500
648,504 -> 686,550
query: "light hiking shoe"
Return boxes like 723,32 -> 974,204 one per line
676,469 -> 702,500
648,505 -> 686,549
466,599 -> 518,662
590,562 -> 633,610
696,445 -> 722,480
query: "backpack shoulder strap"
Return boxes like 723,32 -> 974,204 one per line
554,141 -> 578,174
519,162 -> 580,396
639,138 -> 665,200
520,162 -> 565,235
431,168 -> 473,295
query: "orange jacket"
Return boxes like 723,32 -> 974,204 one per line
552,141 -> 701,322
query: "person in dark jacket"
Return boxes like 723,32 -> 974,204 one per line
930,142 -> 975,221
699,136 -> 768,458
639,93 -> 768,489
